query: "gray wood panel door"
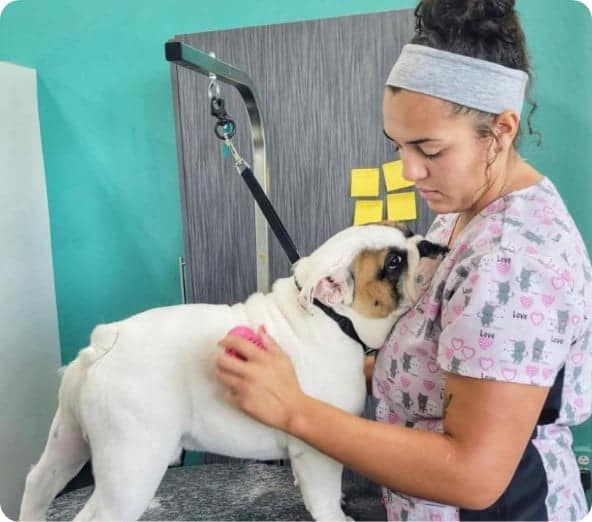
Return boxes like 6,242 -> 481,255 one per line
169,11 -> 433,479
169,9 -> 433,307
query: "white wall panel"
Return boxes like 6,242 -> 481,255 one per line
0,61 -> 61,520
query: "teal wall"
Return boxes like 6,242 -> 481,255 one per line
0,0 -> 415,365
1,0 -> 589,363
1,0 -> 591,481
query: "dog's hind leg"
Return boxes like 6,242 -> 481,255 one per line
290,444 -> 349,521
73,432 -> 178,521
19,408 -> 90,521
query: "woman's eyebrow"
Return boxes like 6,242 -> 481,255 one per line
382,129 -> 443,145
382,128 -> 396,142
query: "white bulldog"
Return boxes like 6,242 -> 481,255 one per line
19,222 -> 447,521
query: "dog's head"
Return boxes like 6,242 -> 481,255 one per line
293,221 -> 448,348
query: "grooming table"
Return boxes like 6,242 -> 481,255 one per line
47,463 -> 387,520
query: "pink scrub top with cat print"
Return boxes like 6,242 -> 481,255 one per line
373,177 -> 592,521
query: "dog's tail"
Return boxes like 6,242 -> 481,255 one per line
57,323 -> 120,421
79,323 -> 120,368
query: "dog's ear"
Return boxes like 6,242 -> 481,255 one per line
417,239 -> 449,259
312,267 -> 354,306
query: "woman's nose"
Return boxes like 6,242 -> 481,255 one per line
401,153 -> 428,182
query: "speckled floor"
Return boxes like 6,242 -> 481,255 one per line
47,463 -> 387,521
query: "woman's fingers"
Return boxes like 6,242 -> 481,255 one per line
257,325 -> 282,354
218,325 -> 283,361
215,363 -> 247,396
216,353 -> 246,379
218,333 -> 267,362
215,325 -> 303,430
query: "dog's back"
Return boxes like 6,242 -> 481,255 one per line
58,303 -> 236,430
51,284 -> 366,468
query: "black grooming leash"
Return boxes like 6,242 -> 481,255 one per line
293,280 -> 374,355
209,95 -> 372,354
210,96 -> 300,264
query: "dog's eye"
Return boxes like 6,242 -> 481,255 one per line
387,255 -> 402,270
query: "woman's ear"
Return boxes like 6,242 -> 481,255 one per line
493,110 -> 520,150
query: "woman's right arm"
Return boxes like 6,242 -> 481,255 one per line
216,329 -> 549,510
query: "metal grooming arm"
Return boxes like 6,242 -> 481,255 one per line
165,40 -> 270,293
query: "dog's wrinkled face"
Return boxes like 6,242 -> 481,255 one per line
312,221 -> 448,317
349,246 -> 408,318
303,221 -> 448,347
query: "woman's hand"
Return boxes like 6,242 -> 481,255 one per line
216,326 -> 305,432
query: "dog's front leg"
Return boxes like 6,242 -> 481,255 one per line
289,442 -> 351,521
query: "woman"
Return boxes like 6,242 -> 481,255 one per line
216,0 -> 592,519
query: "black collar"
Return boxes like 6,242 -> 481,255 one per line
294,279 -> 375,355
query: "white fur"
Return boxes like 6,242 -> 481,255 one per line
19,225 -> 420,521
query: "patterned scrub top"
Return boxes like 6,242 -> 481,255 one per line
373,177 -> 592,521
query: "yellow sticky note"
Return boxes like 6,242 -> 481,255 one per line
351,168 -> 380,197
387,192 -> 417,221
353,200 -> 384,225
383,160 -> 414,192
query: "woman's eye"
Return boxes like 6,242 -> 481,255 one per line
421,149 -> 441,160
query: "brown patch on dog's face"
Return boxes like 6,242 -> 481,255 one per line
350,248 -> 406,318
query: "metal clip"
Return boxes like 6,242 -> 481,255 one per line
211,97 -> 236,140
208,74 -> 221,100
223,135 -> 250,173
207,52 -> 221,100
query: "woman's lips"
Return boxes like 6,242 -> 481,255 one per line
417,187 -> 440,200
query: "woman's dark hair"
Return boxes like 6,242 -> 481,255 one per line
409,0 -> 541,147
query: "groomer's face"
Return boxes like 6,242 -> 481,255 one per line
382,88 -> 491,215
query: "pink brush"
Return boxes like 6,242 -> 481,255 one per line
225,326 -> 265,360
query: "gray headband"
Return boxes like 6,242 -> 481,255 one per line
386,44 -> 529,115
